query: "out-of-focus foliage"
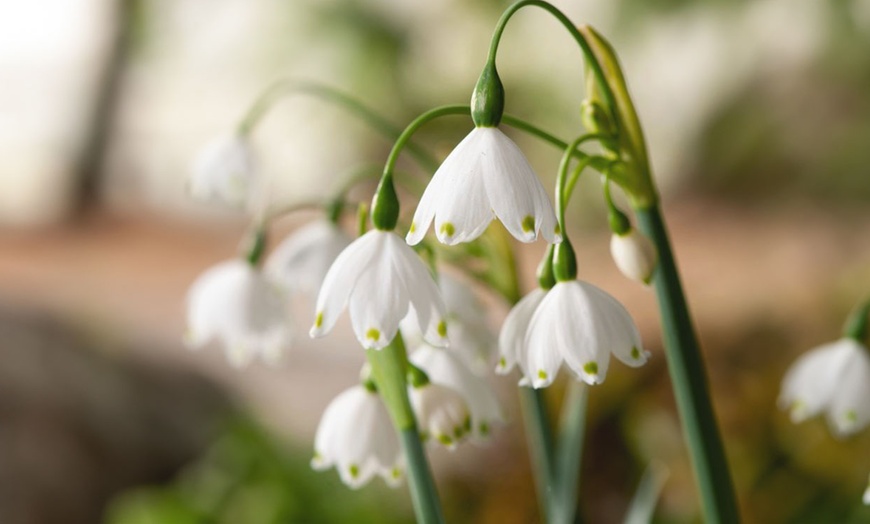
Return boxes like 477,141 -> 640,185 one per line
104,417 -> 411,524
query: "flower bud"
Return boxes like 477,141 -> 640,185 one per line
610,228 -> 657,285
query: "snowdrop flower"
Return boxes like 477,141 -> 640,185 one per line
189,134 -> 257,209
497,287 -> 548,377
410,344 -> 504,438
610,228 -> 658,284
310,229 -> 448,350
403,273 -> 496,374
312,385 -> 403,489
524,280 -> 648,388
405,126 -> 560,246
265,219 -> 351,298
185,260 -> 291,368
778,338 -> 870,437
409,383 -> 471,449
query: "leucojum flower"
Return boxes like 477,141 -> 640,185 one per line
409,380 -> 472,449
310,229 -> 448,350
189,133 -> 257,209
312,384 -> 404,488
610,227 -> 657,284
502,241 -> 649,388
265,218 -> 351,299
406,63 -> 559,246
410,343 -> 504,439
185,259 -> 291,368
779,337 -> 870,437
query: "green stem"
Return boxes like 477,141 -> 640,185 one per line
635,205 -> 739,524
555,134 -> 603,228
486,0 -> 619,127
520,387 -> 556,522
237,80 -> 440,173
501,114 -> 614,173
400,428 -> 444,524
552,382 -> 588,524
367,335 -> 444,524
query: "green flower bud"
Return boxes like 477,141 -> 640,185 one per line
471,61 -> 505,127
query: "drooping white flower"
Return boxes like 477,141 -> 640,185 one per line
189,134 -> 257,209
402,273 -> 496,374
265,219 -> 351,298
185,260 -> 291,368
610,228 -> 658,284
524,280 -> 648,388
312,385 -> 403,489
497,287 -> 548,377
409,383 -> 471,449
778,338 -> 870,437
406,127 -> 560,246
310,229 -> 448,350
410,344 -> 504,439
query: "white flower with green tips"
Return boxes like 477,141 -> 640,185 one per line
189,134 -> 256,209
778,337 -> 870,437
523,281 -> 648,388
610,228 -> 657,285
497,287 -> 547,377
405,127 -> 560,246
265,219 -> 351,298
409,383 -> 471,449
312,385 -> 403,489
185,260 -> 291,368
310,229 -> 448,350
410,344 -> 504,439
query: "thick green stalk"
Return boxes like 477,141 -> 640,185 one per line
635,205 -> 739,524
519,387 -> 556,521
367,336 -> 444,524
552,382 -> 588,524
400,428 -> 445,524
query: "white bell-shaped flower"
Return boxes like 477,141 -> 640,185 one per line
409,383 -> 471,449
524,280 -> 648,388
497,287 -> 548,377
310,229 -> 448,350
312,385 -> 403,489
610,228 -> 657,284
406,127 -> 560,246
410,344 -> 504,439
778,338 -> 870,437
185,260 -> 291,368
402,273 -> 496,374
265,219 -> 351,298
189,134 -> 256,209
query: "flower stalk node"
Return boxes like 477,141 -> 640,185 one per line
553,239 -> 577,282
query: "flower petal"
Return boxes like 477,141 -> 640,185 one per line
826,342 -> 870,437
779,339 -> 854,423
497,288 -> 547,375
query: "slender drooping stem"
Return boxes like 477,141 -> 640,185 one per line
636,205 -> 739,524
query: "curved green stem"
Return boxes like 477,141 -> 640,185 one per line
636,205 -> 740,524
501,115 -> 613,173
555,134 -> 603,227
237,80 -> 440,173
486,0 -> 619,126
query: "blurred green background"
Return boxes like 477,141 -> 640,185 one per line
1,0 -> 870,522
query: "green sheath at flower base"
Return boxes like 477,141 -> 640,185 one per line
370,174 -> 400,231
243,223 -> 268,266
843,298 -> 870,344
553,239 -> 577,282
537,244 -> 557,290
471,61 -> 505,127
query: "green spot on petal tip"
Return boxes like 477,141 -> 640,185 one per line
631,346 -> 640,360
521,215 -> 535,233
365,328 -> 380,341
437,434 -> 453,446
537,370 -> 548,380
349,464 -> 359,478
583,361 -> 599,375
314,312 -> 323,328
409,222 -> 416,233
440,222 -> 455,237
437,320 -> 447,338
